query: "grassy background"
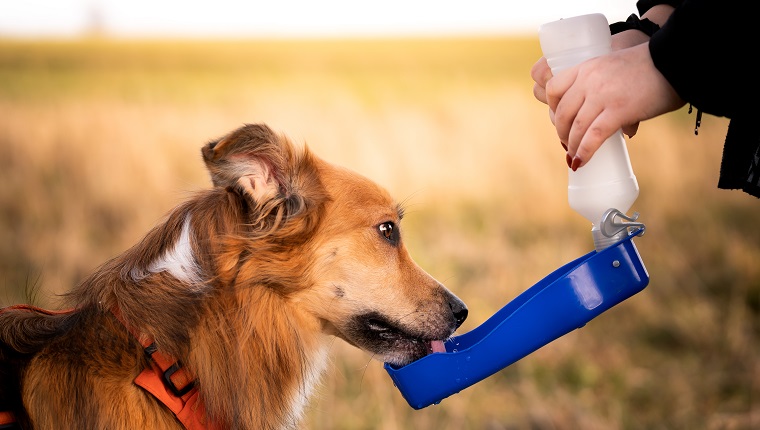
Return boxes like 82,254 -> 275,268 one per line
1,37 -> 758,429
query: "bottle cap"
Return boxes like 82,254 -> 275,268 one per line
539,13 -> 611,72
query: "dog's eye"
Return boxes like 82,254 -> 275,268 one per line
378,221 -> 399,245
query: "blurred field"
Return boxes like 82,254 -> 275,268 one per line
1,37 -> 759,429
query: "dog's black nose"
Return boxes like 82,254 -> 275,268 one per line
450,299 -> 468,329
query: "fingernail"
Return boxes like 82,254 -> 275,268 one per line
570,156 -> 582,171
566,153 -> 573,168
560,141 -> 567,151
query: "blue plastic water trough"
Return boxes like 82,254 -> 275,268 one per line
385,227 -> 648,409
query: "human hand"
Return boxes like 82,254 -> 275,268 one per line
545,42 -> 684,170
531,30 -> 649,104
531,30 -> 652,146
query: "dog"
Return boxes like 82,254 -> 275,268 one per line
0,123 -> 467,430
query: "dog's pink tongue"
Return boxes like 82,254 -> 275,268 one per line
429,340 -> 446,354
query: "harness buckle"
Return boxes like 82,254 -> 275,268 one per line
144,342 -> 196,397
163,362 -> 196,397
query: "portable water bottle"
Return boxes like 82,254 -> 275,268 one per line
538,14 -> 640,251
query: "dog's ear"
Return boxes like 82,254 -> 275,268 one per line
202,123 -> 287,204
202,124 -> 327,238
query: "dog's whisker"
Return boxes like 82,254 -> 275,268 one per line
357,354 -> 377,394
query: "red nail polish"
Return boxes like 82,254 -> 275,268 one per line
570,156 -> 582,171
566,153 -> 573,168
561,141 -> 568,151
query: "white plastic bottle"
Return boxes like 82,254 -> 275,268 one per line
538,13 -> 640,251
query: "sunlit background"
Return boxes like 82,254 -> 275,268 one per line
1,1 -> 759,429
2,0 -> 635,37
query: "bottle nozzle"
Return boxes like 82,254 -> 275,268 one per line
592,209 -> 645,251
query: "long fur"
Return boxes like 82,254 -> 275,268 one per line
0,123 -> 467,429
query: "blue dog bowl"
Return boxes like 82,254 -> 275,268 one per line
384,230 -> 648,409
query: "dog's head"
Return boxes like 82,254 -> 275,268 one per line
202,124 -> 467,366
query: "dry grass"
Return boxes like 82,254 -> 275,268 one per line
1,37 -> 758,429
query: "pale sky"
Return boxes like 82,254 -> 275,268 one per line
1,0 -> 635,38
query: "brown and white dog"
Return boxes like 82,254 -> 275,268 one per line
0,123 -> 467,430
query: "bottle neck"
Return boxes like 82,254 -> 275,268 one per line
591,224 -> 627,251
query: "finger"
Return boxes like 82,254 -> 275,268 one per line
544,65 -> 577,115
533,83 -> 548,104
531,58 -> 552,105
566,97 -> 603,159
550,83 -> 584,149
573,111 -> 623,169
530,57 -> 552,87
547,110 -> 566,151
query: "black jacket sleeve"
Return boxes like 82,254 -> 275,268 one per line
648,0 -> 757,120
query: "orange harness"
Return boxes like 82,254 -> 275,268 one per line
0,305 -> 220,430
0,411 -> 17,430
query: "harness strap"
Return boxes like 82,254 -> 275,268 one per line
1,304 -> 220,429
0,411 -> 19,430
110,307 -> 222,430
